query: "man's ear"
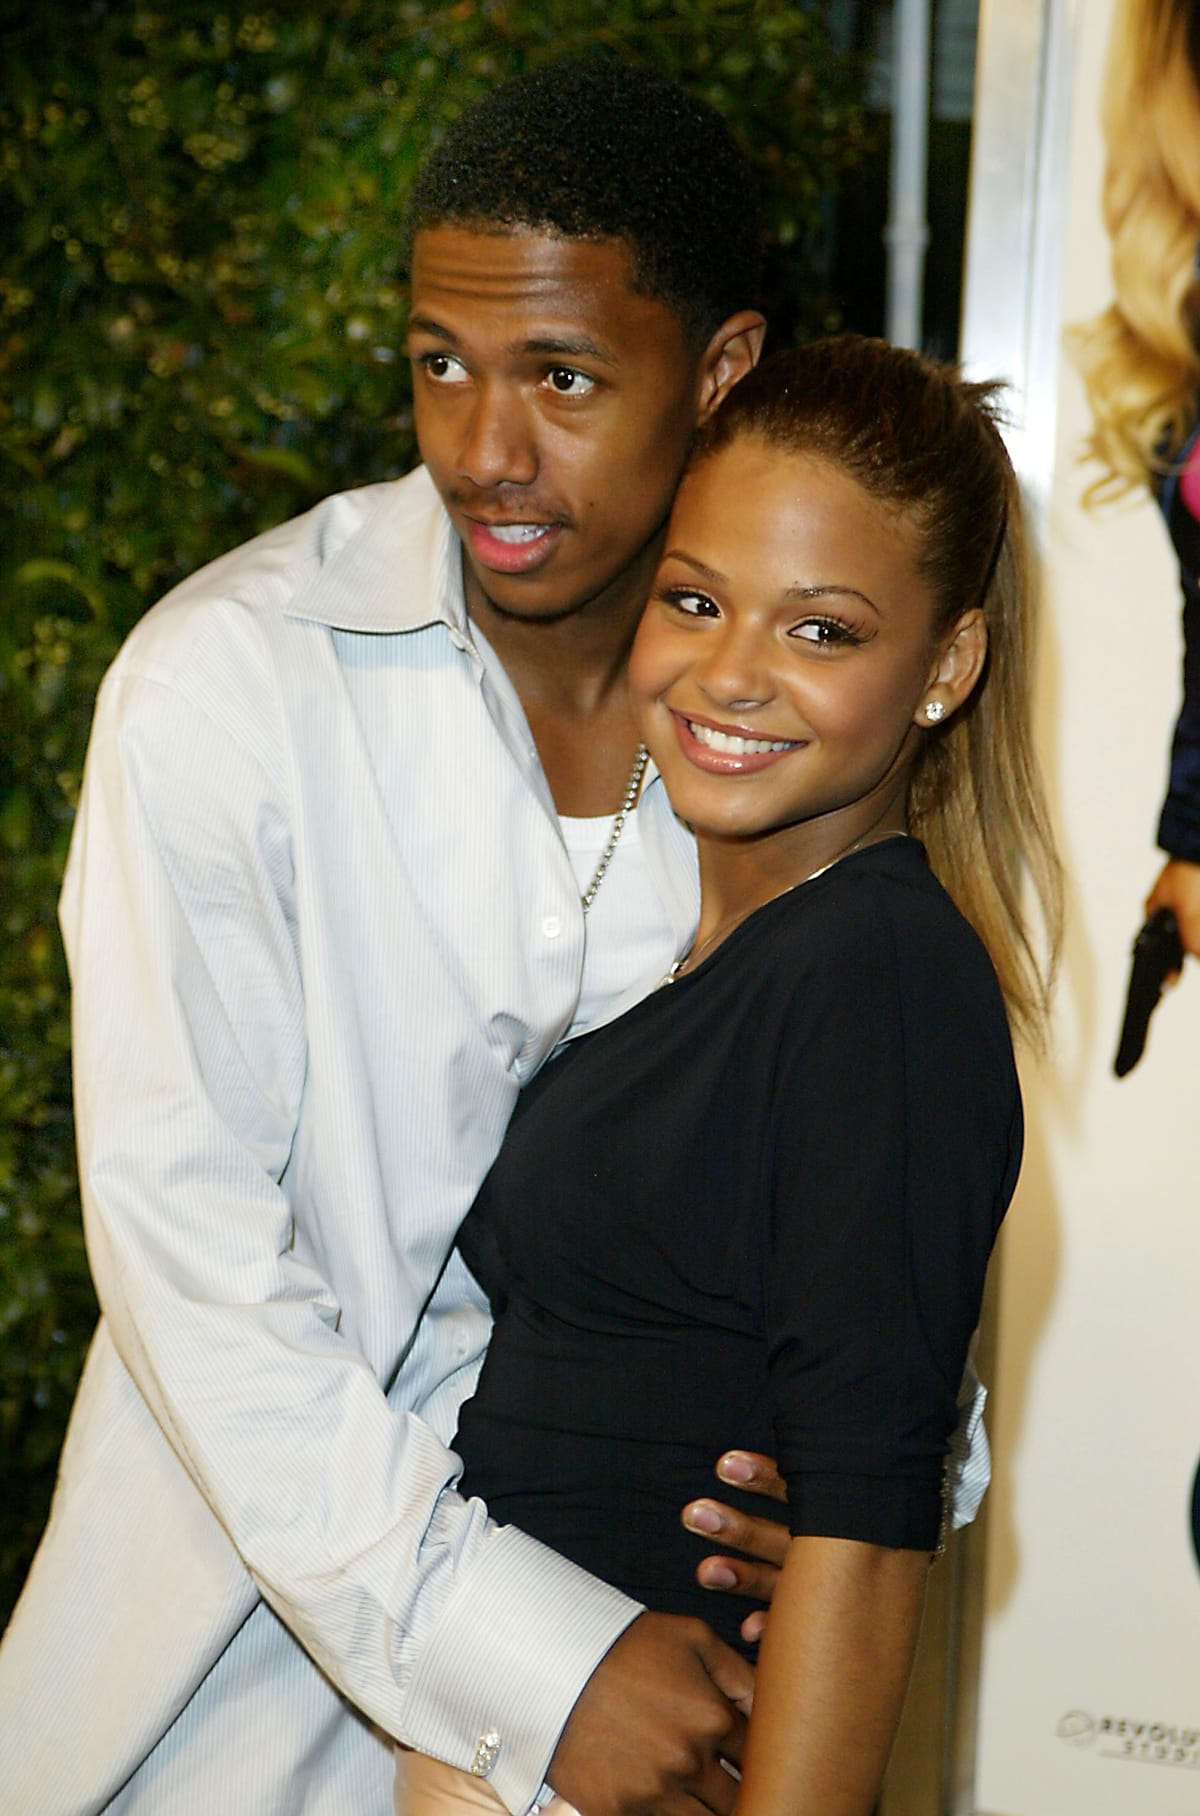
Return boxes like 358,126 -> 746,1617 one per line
696,311 -> 767,421
915,609 -> 988,727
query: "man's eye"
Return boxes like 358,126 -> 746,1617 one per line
420,353 -> 468,383
546,367 -> 595,396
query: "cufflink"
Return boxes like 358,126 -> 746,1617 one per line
469,1730 -> 502,1778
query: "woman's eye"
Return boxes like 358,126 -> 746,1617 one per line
661,588 -> 719,617
420,353 -> 468,384
791,617 -> 857,647
546,366 -> 595,396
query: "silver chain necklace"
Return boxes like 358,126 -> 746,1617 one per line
580,743 -> 649,914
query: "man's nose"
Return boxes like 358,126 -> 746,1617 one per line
458,384 -> 538,489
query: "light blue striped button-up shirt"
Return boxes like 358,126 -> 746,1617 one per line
0,466 -> 700,1814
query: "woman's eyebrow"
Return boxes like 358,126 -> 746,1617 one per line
783,582 -> 882,616
660,551 -> 729,584
661,555 -> 883,617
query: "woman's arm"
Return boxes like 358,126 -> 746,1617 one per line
735,1535 -> 929,1815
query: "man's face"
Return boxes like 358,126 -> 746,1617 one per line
407,225 -> 709,622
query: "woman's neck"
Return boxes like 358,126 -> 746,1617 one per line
689,803 -> 910,972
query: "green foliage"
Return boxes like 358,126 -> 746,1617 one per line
0,0 -> 869,1620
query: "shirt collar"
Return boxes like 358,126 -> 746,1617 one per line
282,466 -> 472,644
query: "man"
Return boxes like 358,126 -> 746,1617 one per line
0,55 -> 985,1815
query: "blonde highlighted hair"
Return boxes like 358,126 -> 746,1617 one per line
691,336 -> 1062,1047
1069,0 -> 1200,496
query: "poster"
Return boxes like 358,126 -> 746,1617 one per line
966,1 -> 1200,1810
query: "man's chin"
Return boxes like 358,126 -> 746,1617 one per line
469,581 -> 589,627
461,549 -> 592,626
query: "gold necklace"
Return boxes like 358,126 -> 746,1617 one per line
580,743 -> 650,914
663,829 -> 909,984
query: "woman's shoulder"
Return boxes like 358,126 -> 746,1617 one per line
765,838 -> 1010,1040
778,837 -> 986,958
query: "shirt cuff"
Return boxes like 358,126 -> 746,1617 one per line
398,1520 -> 642,1813
947,1359 -> 990,1530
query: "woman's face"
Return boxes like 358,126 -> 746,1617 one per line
630,435 -> 973,856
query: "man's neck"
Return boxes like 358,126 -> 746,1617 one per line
464,545 -> 657,718
464,545 -> 658,815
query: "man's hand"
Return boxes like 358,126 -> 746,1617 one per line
683,1452 -> 789,1645
547,1611 -> 751,1814
1146,857 -> 1200,964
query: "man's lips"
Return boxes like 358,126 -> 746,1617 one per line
463,517 -> 564,574
672,710 -> 803,774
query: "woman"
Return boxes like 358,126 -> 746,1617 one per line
401,336 -> 1061,1813
1071,0 -> 1200,955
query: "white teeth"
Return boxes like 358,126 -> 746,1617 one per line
688,720 -> 796,755
487,523 -> 550,543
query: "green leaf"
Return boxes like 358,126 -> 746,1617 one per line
12,561 -> 109,626
237,445 -> 321,488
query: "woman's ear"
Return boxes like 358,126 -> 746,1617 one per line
915,609 -> 988,728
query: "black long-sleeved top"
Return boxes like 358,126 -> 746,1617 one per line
454,838 -> 1021,1654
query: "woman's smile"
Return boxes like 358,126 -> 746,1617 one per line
673,710 -> 804,772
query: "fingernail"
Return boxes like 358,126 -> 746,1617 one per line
698,1560 -> 739,1589
684,1501 -> 723,1535
717,1453 -> 754,1485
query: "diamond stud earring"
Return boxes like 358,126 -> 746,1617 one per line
924,700 -> 946,723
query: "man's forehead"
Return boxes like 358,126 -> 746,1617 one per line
407,312 -> 622,371
408,222 -> 667,341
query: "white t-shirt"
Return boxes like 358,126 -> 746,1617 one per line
558,808 -> 673,1041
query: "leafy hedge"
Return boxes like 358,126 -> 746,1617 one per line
0,0 -> 870,1619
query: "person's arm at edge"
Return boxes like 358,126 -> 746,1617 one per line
1150,551 -> 1200,959
1146,857 -> 1200,963
735,1535 -> 929,1815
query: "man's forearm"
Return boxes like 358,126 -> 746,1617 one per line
736,1534 -> 929,1816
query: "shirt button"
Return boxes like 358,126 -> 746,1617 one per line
541,915 -> 562,939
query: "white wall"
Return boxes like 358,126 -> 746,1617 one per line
969,0 -> 1200,1810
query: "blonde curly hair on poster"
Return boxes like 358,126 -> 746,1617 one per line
1069,0 -> 1200,497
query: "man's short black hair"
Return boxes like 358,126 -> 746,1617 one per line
407,54 -> 762,346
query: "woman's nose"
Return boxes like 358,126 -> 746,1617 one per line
694,623 -> 775,710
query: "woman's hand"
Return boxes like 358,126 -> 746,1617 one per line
1146,857 -> 1200,964
684,1451 -> 790,1643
